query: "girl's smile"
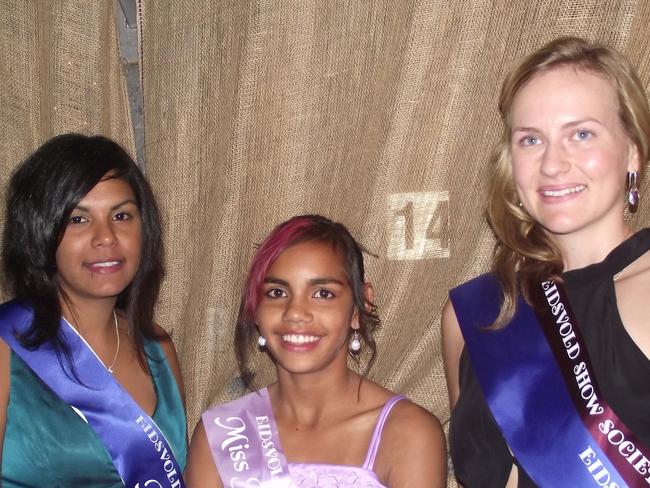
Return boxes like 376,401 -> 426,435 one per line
256,240 -> 358,374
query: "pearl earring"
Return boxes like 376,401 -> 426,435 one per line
349,330 -> 361,353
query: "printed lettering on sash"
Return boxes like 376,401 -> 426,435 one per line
449,274 -> 645,487
0,300 -> 185,488
203,389 -> 295,487
539,281 -> 650,486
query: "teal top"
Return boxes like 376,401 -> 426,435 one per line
2,339 -> 187,487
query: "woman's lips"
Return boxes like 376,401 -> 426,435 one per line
85,259 -> 124,274
539,184 -> 586,197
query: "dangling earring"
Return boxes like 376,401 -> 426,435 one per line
349,330 -> 361,353
627,171 -> 640,213
257,335 -> 267,347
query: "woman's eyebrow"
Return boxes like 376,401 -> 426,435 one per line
263,277 -> 289,286
73,198 -> 138,212
263,277 -> 346,286
308,278 -> 345,286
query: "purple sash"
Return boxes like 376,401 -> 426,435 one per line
203,388 -> 295,488
450,274 -> 650,487
0,300 -> 185,488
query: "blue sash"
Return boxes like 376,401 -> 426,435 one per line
450,274 -> 646,488
0,300 -> 185,488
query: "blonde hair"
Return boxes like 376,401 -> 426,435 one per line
487,36 -> 650,327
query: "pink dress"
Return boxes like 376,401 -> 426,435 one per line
202,388 -> 404,488
287,395 -> 404,487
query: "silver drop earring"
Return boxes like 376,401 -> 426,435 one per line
627,171 -> 640,213
349,330 -> 361,353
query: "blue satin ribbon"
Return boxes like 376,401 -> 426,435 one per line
450,274 -> 628,488
0,300 -> 185,488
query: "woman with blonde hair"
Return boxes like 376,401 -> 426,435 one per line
443,37 -> 650,487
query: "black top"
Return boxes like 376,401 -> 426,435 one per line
450,229 -> 650,487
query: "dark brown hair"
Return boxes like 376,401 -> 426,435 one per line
3,133 -> 165,368
234,214 -> 379,389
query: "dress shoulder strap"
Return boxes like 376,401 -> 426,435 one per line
362,395 -> 405,470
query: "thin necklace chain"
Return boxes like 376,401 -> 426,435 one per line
107,310 -> 120,373
64,310 -> 120,373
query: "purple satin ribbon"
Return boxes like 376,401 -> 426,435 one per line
0,300 -> 185,488
450,274 -> 634,487
203,388 -> 295,488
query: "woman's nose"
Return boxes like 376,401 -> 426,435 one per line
91,221 -> 117,247
540,140 -> 571,177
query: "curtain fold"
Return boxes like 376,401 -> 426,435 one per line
138,0 -> 650,437
2,4 -> 650,486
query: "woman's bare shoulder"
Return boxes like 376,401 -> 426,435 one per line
375,398 -> 447,487
383,398 -> 444,440
185,419 -> 223,487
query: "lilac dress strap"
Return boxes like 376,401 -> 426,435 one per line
362,395 -> 405,470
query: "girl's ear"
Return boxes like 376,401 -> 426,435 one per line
363,282 -> 375,310
352,282 -> 375,331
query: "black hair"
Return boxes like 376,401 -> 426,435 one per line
235,214 -> 380,389
2,133 -> 164,366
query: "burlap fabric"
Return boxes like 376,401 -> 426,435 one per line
2,2 -> 650,486
0,1 -> 134,193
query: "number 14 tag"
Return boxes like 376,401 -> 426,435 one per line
387,191 -> 449,261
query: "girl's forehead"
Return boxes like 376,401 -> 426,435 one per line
268,240 -> 348,276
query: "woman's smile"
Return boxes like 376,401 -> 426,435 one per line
256,240 -> 358,375
510,66 -> 639,241
55,176 -> 142,302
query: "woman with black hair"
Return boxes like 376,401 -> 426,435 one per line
0,134 -> 187,487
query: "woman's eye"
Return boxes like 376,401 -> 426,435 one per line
265,288 -> 287,299
68,215 -> 87,224
574,129 -> 593,141
520,135 -> 539,146
313,289 -> 335,299
113,211 -> 131,221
